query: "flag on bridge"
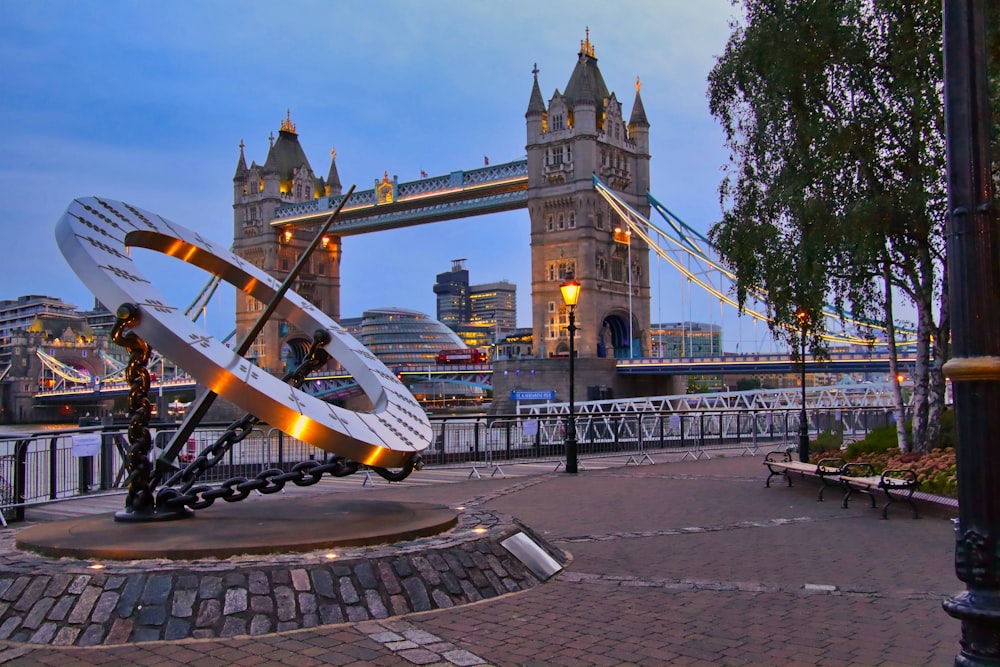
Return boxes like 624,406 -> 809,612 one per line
420,170 -> 428,178
484,155 -> 489,165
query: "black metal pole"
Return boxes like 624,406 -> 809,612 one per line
565,306 -> 578,473
799,329 -> 810,463
941,1 -> 1000,664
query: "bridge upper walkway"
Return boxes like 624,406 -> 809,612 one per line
272,159 -> 528,234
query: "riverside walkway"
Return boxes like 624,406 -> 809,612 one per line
0,453 -> 960,666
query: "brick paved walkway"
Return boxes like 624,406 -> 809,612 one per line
0,454 -> 962,666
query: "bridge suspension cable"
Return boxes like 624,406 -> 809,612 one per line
36,348 -> 93,384
184,275 -> 223,319
592,175 -> 916,348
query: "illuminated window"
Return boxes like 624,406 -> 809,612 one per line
547,259 -> 576,282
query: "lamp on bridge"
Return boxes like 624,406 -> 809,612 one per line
796,310 -> 810,463
560,275 -> 581,474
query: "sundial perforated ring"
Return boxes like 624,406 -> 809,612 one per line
56,196 -> 431,468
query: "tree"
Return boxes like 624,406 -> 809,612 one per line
707,0 -> 950,452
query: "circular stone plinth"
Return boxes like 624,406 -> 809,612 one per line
15,497 -> 458,560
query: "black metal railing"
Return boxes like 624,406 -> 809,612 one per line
0,406 -> 900,523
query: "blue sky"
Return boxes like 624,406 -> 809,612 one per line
1,1 -> 753,348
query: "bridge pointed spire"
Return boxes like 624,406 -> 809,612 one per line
629,76 -> 649,129
326,146 -> 342,196
234,138 -> 248,177
526,62 -> 546,118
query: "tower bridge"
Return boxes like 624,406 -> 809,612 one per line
232,31 -> 652,395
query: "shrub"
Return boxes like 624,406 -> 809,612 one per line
812,431 -> 841,452
845,424 -> 902,458
938,409 -> 956,448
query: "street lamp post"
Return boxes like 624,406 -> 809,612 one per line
615,227 -> 634,357
797,311 -> 810,463
560,276 -> 581,474
941,2 -> 1000,662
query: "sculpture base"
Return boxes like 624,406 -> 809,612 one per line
16,496 -> 458,560
3,499 -> 560,646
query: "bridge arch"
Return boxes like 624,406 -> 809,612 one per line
597,310 -> 639,359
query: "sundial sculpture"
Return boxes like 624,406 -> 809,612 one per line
55,194 -> 432,521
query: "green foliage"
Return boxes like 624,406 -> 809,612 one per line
845,425 -> 900,459
707,0 -> 951,452
735,378 -> 762,391
938,408 -> 956,448
813,429 -> 843,451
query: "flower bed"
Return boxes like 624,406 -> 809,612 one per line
810,445 -> 957,498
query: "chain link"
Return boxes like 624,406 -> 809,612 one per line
112,303 -> 155,514
150,329 -> 395,514
158,457 -> 361,511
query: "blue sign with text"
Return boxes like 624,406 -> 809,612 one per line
510,390 -> 557,401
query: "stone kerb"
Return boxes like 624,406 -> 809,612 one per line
0,509 -> 562,647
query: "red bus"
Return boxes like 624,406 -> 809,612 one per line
436,348 -> 489,364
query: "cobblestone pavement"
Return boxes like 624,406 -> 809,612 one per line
0,454 -> 964,666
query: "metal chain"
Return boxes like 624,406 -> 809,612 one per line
159,413 -> 260,493
112,304 -> 155,514
158,457 -> 361,511
154,329 -> 356,513
372,455 -> 424,482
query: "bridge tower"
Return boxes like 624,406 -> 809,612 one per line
231,112 -> 343,374
526,31 -> 651,361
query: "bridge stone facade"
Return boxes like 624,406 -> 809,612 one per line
231,113 -> 344,375
525,32 -> 651,361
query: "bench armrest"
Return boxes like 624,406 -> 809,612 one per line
765,450 -> 792,464
817,457 -> 846,474
842,462 -> 876,477
880,468 -> 918,489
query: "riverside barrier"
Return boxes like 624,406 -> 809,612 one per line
0,406 -> 898,523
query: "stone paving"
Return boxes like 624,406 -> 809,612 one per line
0,477 -> 559,649
0,453 -> 965,666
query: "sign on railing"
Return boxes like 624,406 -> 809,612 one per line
511,390 -> 556,401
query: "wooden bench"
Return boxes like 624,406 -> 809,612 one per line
838,462 -> 919,519
764,450 -> 847,501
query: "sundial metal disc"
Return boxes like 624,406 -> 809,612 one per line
55,196 -> 431,468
